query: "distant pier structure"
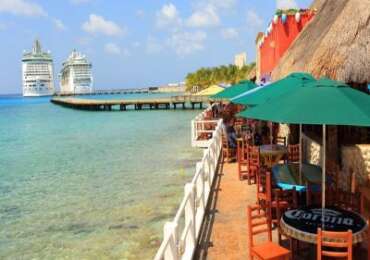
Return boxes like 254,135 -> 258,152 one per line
51,95 -> 210,111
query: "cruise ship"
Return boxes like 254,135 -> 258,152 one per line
59,50 -> 93,95
22,39 -> 55,97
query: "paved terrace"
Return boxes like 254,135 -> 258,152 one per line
194,162 -> 368,260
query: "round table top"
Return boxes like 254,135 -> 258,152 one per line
259,144 -> 287,156
281,207 -> 368,244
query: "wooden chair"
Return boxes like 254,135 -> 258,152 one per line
306,184 -> 322,207
287,144 -> 300,163
247,145 -> 260,185
333,189 -> 362,214
317,228 -> 353,260
257,168 -> 272,206
222,131 -> 234,162
237,139 -> 248,180
247,204 -> 291,260
274,189 -> 298,244
326,160 -> 340,193
276,136 -> 287,146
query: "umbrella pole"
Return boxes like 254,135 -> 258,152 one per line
299,124 -> 302,183
270,121 -> 273,146
322,124 -> 326,229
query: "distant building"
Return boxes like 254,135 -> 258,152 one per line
257,9 -> 315,83
59,50 -> 93,95
234,52 -> 247,69
22,39 -> 55,97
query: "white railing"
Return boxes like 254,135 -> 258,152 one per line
191,105 -> 219,148
154,118 -> 223,260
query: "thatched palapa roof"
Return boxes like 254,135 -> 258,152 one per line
272,0 -> 370,84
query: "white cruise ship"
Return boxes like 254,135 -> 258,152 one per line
59,50 -> 93,95
22,39 -> 55,97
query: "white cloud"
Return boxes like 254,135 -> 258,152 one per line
221,27 -> 238,40
104,42 -> 129,56
82,14 -> 125,37
146,36 -> 163,54
186,5 -> 220,28
136,9 -> 145,18
156,3 -> 181,29
276,0 -> 298,9
0,0 -> 46,17
167,31 -> 207,56
70,0 -> 91,5
198,0 -> 237,10
246,10 -> 264,31
53,19 -> 66,31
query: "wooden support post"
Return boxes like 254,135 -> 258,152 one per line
182,102 -> 186,109
173,103 -> 177,110
199,102 -> 203,109
191,103 -> 195,109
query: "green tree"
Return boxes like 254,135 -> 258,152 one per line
185,63 -> 256,92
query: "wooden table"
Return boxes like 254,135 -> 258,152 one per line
281,207 -> 368,244
259,144 -> 288,167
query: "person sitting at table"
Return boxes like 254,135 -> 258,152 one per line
261,123 -> 270,144
253,131 -> 262,146
225,119 -> 237,149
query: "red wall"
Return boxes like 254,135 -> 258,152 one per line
259,11 -> 315,82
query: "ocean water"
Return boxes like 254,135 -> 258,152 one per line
0,94 -> 203,259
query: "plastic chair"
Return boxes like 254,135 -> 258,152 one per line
287,144 -> 300,163
247,204 -> 291,260
317,228 -> 353,260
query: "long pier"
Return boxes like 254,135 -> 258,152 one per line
51,95 -> 210,111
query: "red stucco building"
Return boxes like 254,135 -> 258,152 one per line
258,10 -> 315,83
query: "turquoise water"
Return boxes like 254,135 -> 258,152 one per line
0,94 -> 202,259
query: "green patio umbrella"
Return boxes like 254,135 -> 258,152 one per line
211,80 -> 257,100
238,78 -> 370,219
232,72 -> 315,106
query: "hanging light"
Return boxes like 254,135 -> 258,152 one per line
281,13 -> 287,24
295,12 -> 301,22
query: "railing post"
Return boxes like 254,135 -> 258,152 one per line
184,183 -> 196,254
163,222 -> 179,260
191,120 -> 195,147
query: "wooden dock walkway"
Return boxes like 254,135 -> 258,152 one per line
51,95 -> 210,111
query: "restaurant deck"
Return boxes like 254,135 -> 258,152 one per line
195,162 -> 369,260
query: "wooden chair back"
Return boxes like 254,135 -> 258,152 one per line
276,136 -> 287,146
334,189 -> 362,214
247,204 -> 272,249
327,160 -> 339,192
248,145 -> 260,166
288,144 -> 300,163
274,188 -> 298,245
317,228 -> 353,260
257,168 -> 272,203
246,145 -> 259,185
275,189 -> 298,214
237,139 -> 249,180
306,184 -> 322,207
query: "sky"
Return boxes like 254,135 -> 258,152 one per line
0,0 -> 312,94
